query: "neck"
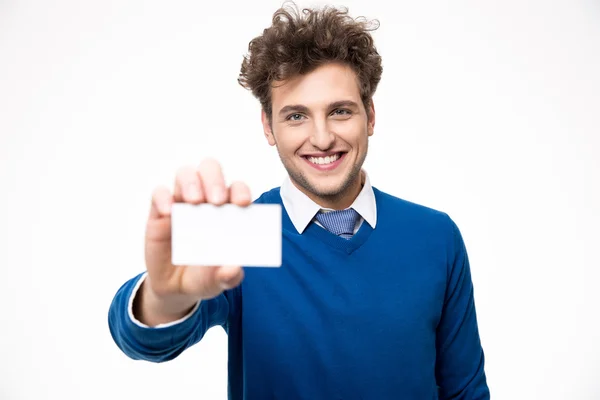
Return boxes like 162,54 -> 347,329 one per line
292,171 -> 364,210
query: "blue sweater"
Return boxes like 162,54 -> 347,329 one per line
108,187 -> 490,399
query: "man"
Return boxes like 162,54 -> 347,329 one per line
108,3 -> 490,399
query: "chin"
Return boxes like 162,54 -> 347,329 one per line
283,155 -> 363,200
301,173 -> 357,199
310,178 -> 348,195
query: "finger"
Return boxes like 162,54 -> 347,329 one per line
197,158 -> 228,205
174,165 -> 204,204
214,266 -> 245,290
145,186 -> 174,253
149,185 -> 173,219
229,181 -> 252,207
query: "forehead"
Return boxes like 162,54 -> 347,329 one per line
271,63 -> 362,109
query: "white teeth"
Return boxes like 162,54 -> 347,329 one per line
308,153 -> 341,165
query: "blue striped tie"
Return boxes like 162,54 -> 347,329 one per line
315,208 -> 360,239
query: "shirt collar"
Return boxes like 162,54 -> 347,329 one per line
280,170 -> 377,234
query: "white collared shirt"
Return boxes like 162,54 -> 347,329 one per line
280,170 -> 377,234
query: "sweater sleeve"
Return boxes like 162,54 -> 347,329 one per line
435,216 -> 490,399
107,272 -> 235,363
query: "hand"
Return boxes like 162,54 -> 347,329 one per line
142,158 -> 251,317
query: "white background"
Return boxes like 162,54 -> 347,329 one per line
1,0 -> 599,399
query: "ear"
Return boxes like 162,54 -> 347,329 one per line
367,100 -> 376,137
262,109 -> 276,146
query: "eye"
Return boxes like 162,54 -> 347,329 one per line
286,113 -> 305,121
332,109 -> 352,116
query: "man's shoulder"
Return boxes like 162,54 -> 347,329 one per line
252,186 -> 282,204
373,187 -> 456,230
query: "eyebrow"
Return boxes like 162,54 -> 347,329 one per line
277,100 -> 360,117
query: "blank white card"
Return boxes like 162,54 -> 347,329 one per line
171,203 -> 282,267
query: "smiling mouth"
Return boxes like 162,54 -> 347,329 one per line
304,152 -> 344,165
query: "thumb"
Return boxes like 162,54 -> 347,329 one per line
215,266 -> 245,290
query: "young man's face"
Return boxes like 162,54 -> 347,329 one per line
262,62 -> 375,209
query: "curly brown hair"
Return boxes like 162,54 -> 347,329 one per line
238,1 -> 383,123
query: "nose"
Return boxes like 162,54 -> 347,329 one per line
309,120 -> 335,150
